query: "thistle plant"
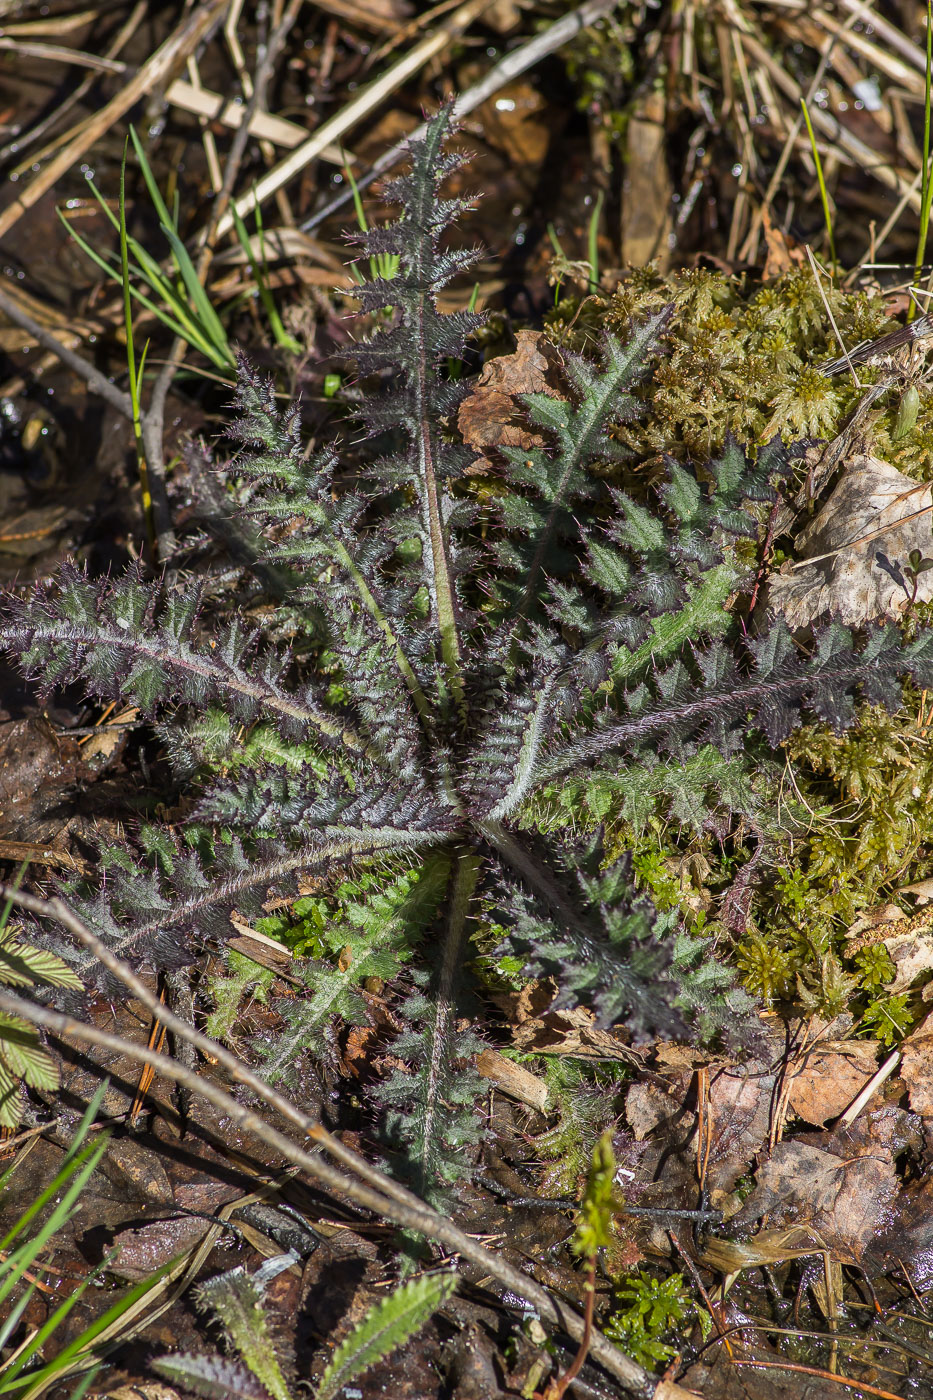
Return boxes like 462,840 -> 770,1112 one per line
4,107 -> 933,1200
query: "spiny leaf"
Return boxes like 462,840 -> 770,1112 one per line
315,1270 -> 457,1400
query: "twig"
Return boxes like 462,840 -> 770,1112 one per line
301,0 -> 620,233
0,285 -> 133,418
0,886 -> 663,1399
731,1359 -> 906,1399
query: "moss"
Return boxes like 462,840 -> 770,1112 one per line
542,266 -> 933,472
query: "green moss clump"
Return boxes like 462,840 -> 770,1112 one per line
544,267 -> 933,474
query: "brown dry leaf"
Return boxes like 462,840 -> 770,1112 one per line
899,1013 -> 933,1114
760,207 -> 806,279
457,330 -> 565,464
482,0 -> 522,32
80,704 -> 138,766
896,875 -> 933,904
626,1061 -> 774,1199
499,978 -> 639,1059
111,1215 -> 214,1280
0,717 -> 85,843
786,1043 -> 881,1127
340,1023 -> 379,1078
703,1067 -> 775,1196
474,81 -> 550,170
732,1136 -> 899,1260
511,1003 -> 637,1060
880,927 -> 933,992
768,454 -> 933,626
626,1080 -> 684,1141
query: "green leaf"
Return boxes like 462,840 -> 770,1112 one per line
0,1016 -> 59,1091
154,1354 -> 274,1400
0,940 -> 83,990
572,1130 -> 617,1259
195,1268 -> 291,1400
315,1270 -> 457,1400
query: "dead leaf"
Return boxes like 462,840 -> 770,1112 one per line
341,1023 -> 379,1078
786,1044 -> 880,1127
626,1080 -> 685,1141
626,1060 -> 774,1200
511,1003 -> 637,1060
761,207 -> 806,280
80,704 -> 138,766
897,876 -> 933,904
457,330 -> 566,464
881,928 -> 933,992
732,1138 -> 899,1260
111,1215 -> 213,1280
0,717 -> 87,846
768,454 -> 933,626
899,1014 -> 933,1114
703,1067 -> 775,1195
474,81 -> 550,169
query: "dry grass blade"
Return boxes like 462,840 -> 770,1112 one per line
160,79 -> 348,160
212,0 -> 495,239
737,27 -> 921,213
0,0 -> 228,241
1,0 -> 147,169
302,0 -> 620,232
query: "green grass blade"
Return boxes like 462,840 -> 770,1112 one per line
157,222 -> 233,365
0,1285 -> 34,1352
0,1264 -> 174,1398
0,1264 -> 105,1387
128,127 -> 176,232
800,98 -> 837,272
0,863 -> 28,941
341,152 -> 370,234
0,1140 -> 107,1317
587,190 -> 604,290
230,204 -> 300,354
64,1366 -> 100,1400
0,1083 -> 107,1253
